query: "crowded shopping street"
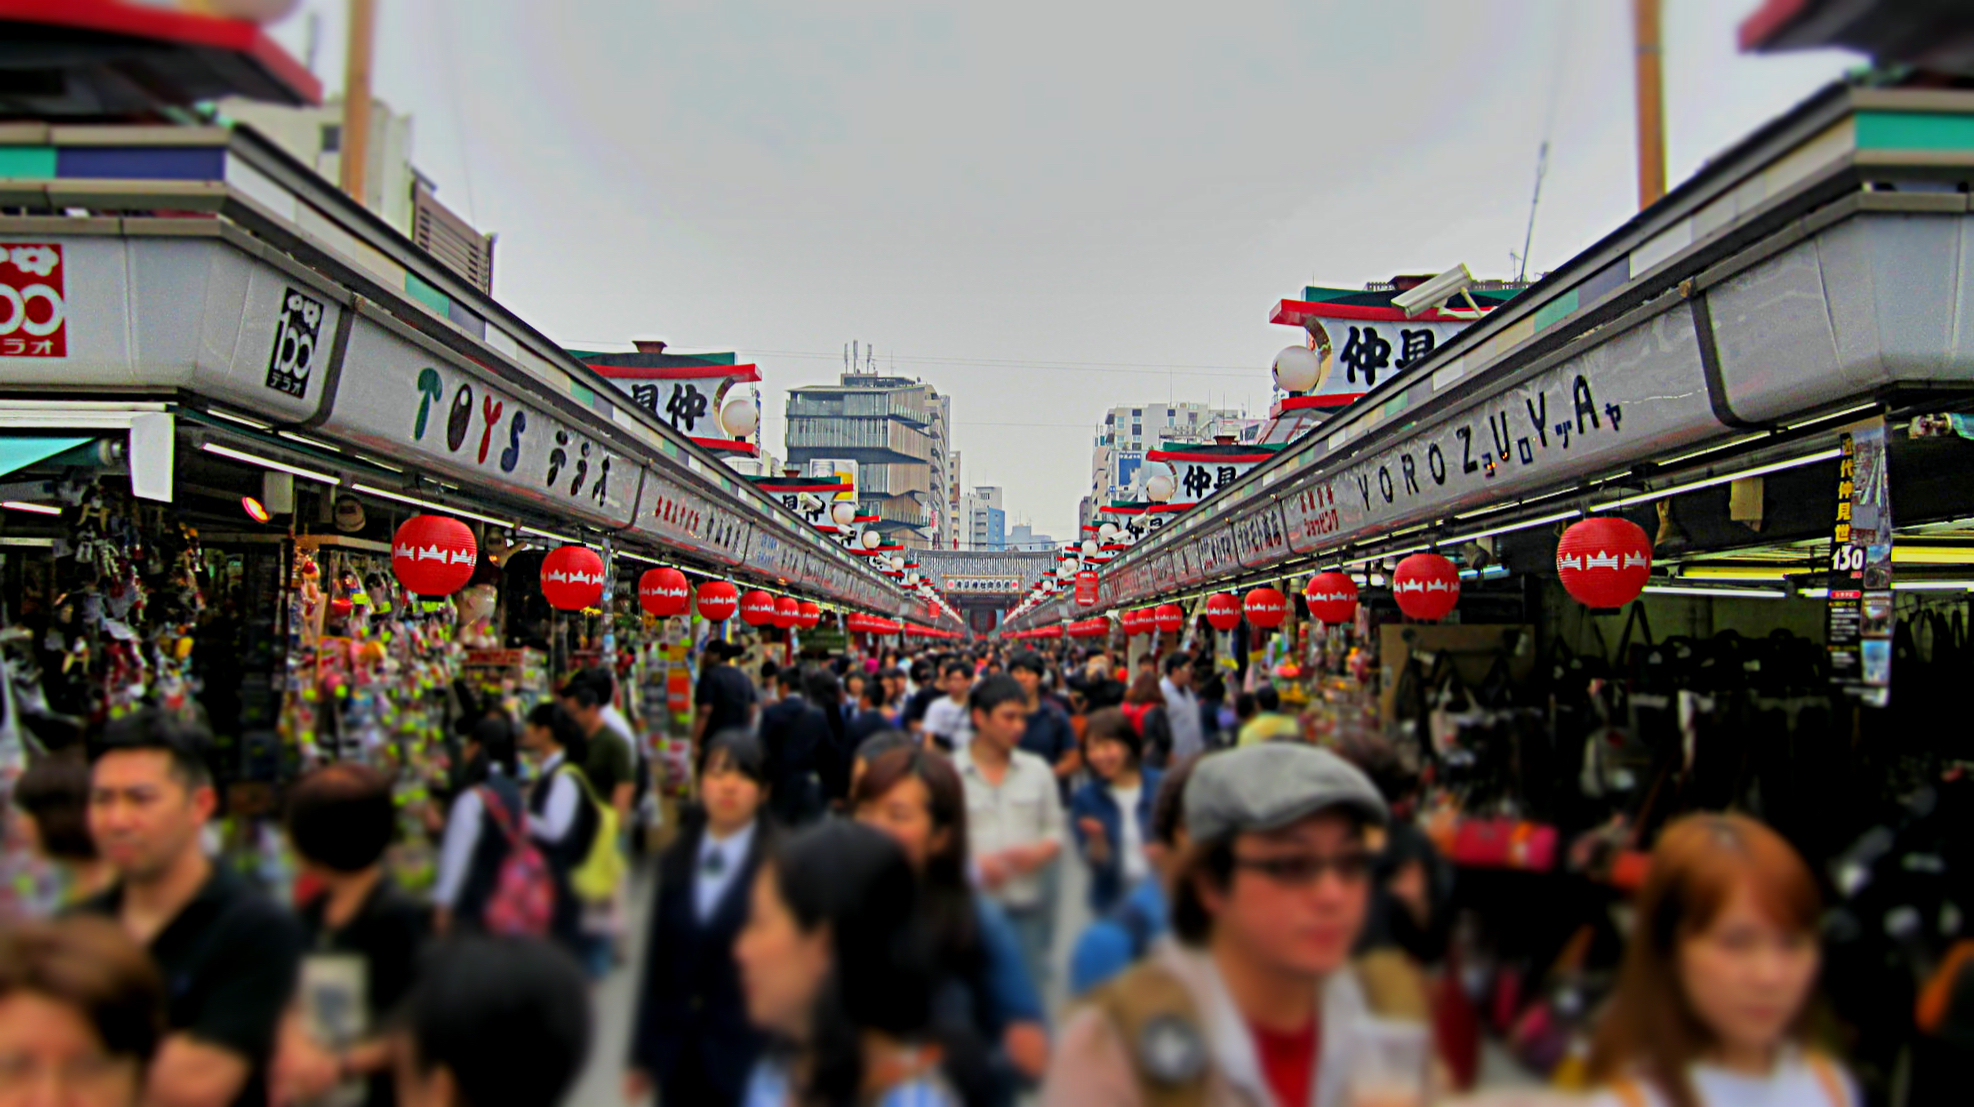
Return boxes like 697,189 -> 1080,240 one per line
4,2 -> 1974,1106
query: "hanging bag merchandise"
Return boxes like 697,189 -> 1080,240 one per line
557,763 -> 626,904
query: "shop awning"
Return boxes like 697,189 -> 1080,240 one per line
0,436 -> 93,479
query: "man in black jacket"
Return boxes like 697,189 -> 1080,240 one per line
755,666 -> 834,827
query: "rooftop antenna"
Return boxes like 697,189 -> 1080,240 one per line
1517,2 -> 1571,284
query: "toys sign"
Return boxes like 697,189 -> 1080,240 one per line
0,244 -> 65,357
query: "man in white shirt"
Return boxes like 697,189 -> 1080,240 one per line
920,659 -> 976,753
1160,652 -> 1206,762
958,673 -> 1065,988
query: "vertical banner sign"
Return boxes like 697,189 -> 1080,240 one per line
1074,569 -> 1100,607
1825,419 -> 1893,706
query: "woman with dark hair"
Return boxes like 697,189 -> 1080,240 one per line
1068,707 -> 1161,914
1117,672 -> 1173,768
519,702 -> 601,963
1588,813 -> 1853,1107
432,717 -> 524,936
12,750 -> 112,909
735,820 -> 959,1107
392,936 -> 590,1107
852,748 -> 1046,1094
0,916 -> 164,1107
626,731 -> 774,1107
275,763 -> 430,1107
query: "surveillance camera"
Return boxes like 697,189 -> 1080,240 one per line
1391,264 -> 1476,319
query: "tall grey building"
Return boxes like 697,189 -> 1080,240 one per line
786,369 -> 952,550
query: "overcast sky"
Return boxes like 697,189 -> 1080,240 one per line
269,1 -> 1855,540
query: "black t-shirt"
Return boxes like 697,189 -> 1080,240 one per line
695,663 -> 756,737
76,868 -> 304,1107
297,877 -> 430,1107
902,685 -> 941,727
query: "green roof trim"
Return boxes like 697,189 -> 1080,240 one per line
0,147 -> 56,178
404,272 -> 450,317
1855,110 -> 1974,152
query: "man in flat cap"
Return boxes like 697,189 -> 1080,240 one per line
1042,743 -> 1428,1107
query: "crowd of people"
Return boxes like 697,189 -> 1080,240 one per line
0,641 -> 1857,1107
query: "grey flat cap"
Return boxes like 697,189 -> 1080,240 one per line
1184,744 -> 1388,843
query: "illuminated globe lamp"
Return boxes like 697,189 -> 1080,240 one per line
1243,586 -> 1288,630
1098,522 -> 1121,542
638,566 -> 690,617
1204,592 -> 1241,632
1392,552 -> 1461,621
1144,465 -> 1176,505
1273,345 -> 1322,395
1557,517 -> 1652,609
861,530 -> 882,551
720,395 -> 759,440
1082,539 -> 1100,558
697,580 -> 740,622
1153,603 -> 1184,635
830,501 -> 857,527
1304,571 -> 1359,625
540,546 -> 605,611
391,514 -> 477,597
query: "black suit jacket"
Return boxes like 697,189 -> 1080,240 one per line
757,696 -> 836,825
628,818 -> 770,1107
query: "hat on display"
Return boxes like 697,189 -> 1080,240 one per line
1183,743 -> 1388,843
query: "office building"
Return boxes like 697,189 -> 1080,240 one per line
785,368 -> 952,549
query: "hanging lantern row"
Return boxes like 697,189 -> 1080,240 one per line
639,567 -> 690,617
1243,587 -> 1287,629
1205,592 -> 1241,631
1392,552 -> 1460,621
391,514 -> 477,597
541,545 -> 605,611
1556,517 -> 1652,609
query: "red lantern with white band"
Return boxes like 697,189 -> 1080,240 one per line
1120,608 -> 1148,637
697,581 -> 740,622
1153,603 -> 1184,635
1204,593 -> 1241,631
739,590 -> 778,627
1304,572 -> 1359,625
1392,553 -> 1460,621
391,515 -> 477,596
1556,517 -> 1652,609
773,595 -> 801,629
638,567 -> 690,617
540,546 -> 605,611
1243,587 -> 1288,630
797,601 -> 823,630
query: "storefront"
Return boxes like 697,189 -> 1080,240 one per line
1003,82 -> 1974,1095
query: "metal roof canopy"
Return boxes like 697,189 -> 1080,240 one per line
1011,82 -> 1974,628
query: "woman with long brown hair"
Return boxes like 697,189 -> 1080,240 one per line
1588,813 -> 1855,1107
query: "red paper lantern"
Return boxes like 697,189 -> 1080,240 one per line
1557,517 -> 1653,608
1244,587 -> 1288,630
697,580 -> 739,622
1153,603 -> 1185,635
739,589 -> 778,627
1204,593 -> 1241,631
390,514 -> 477,597
1392,553 -> 1461,621
797,600 -> 823,629
638,567 -> 690,617
773,595 -> 801,629
1304,571 -> 1359,625
540,546 -> 604,611
1119,608 -> 1148,637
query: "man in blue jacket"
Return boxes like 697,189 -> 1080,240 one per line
1067,753 -> 1198,996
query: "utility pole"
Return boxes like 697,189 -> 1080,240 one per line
340,0 -> 378,204
1633,0 -> 1667,210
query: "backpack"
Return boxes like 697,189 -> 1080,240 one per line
1086,949 -> 1431,1107
558,764 -> 626,904
477,785 -> 554,938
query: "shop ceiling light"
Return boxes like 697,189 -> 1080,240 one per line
349,483 -> 513,529
1892,580 -> 1974,591
277,430 -> 342,453
201,443 -> 341,486
241,496 -> 272,523
1890,547 -> 1974,565
1681,566 -> 1794,580
1797,587 -> 1831,599
203,407 -> 273,431
1443,508 -> 1581,546
1642,585 -> 1787,599
1783,402 -> 1878,432
1,500 -> 60,515
1597,448 -> 1842,511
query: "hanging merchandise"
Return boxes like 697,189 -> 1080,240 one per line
1153,603 -> 1184,635
1392,552 -> 1460,621
1244,586 -> 1288,630
1205,592 -> 1242,631
1305,571 -> 1360,625
796,600 -> 823,630
697,580 -> 739,622
772,595 -> 801,629
637,566 -> 690,617
739,589 -> 777,627
389,515 -> 477,597
1556,517 -> 1652,609
540,545 -> 605,611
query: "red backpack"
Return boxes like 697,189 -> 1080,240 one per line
477,786 -> 555,938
